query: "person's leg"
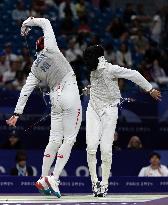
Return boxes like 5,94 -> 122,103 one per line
35,92 -> 64,195
52,81 -> 82,181
86,104 -> 101,184
41,111 -> 63,177
100,106 -> 118,192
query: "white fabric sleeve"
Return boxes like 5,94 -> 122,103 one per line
162,165 -> 168,176
110,64 -> 152,92
22,17 -> 59,52
14,72 -> 39,114
138,167 -> 145,176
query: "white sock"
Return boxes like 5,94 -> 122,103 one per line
101,152 -> 112,186
53,142 -> 73,180
41,141 -> 61,177
87,151 -> 98,184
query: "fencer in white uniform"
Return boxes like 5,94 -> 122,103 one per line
83,45 -> 161,197
6,17 -> 82,198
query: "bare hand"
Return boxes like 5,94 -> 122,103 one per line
6,116 -> 19,127
150,89 -> 162,101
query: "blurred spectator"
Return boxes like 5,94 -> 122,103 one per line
127,136 -> 143,149
60,14 -> 76,35
4,43 -> 17,70
3,56 -> 21,86
10,150 -> 33,176
76,0 -> 87,20
132,30 -> 149,54
165,5 -> 168,30
144,42 -> 160,65
116,43 -> 133,67
162,25 -> 168,48
123,3 -> 136,24
65,39 -> 83,89
12,70 -> 26,90
31,0 -> 47,16
139,61 -> 159,88
20,47 -> 33,76
99,0 -> 111,11
139,62 -> 153,82
104,44 -> 116,63
151,14 -> 162,44
78,19 -> 91,34
89,35 -> 100,46
129,15 -> 141,36
151,59 -> 168,85
113,132 -> 121,151
136,3 -> 150,22
65,39 -> 83,63
45,0 -> 57,7
139,152 -> 168,176
59,0 -> 77,19
120,32 -> 129,44
12,0 -> 29,24
136,3 -> 145,16
1,131 -> 22,149
159,50 -> 168,74
29,5 -> 38,17
0,51 -> 8,82
106,17 -> 126,39
76,33 -> 87,50
91,0 -> 99,8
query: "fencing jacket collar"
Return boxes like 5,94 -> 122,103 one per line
97,56 -> 107,70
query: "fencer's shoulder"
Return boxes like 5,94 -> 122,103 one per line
106,63 -> 119,72
107,63 -> 119,68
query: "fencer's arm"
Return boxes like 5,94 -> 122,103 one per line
22,17 -> 59,52
14,72 -> 40,115
111,65 -> 152,92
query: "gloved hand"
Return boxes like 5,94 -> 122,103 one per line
21,25 -> 31,36
21,17 -> 34,36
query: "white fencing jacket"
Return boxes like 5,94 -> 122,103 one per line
90,56 -> 152,111
14,18 -> 74,114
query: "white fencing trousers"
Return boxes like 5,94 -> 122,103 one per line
86,103 -> 118,185
41,74 -> 82,178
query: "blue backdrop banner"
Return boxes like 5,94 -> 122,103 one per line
0,176 -> 168,193
0,150 -> 168,176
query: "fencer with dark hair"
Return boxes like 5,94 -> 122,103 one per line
83,45 -> 161,197
6,17 -> 82,198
